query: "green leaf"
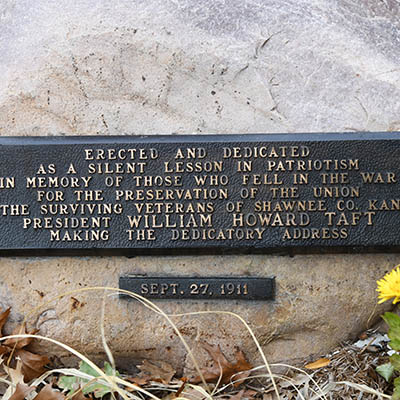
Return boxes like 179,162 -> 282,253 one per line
79,361 -> 100,377
383,312 -> 400,327
388,329 -> 400,346
390,339 -> 400,351
383,313 -> 400,347
394,377 -> 400,400
79,361 -> 120,398
78,361 -> 107,398
83,382 -> 111,399
104,361 -> 114,376
57,361 -> 120,399
376,363 -> 394,382
383,312 -> 400,331
391,354 -> 400,372
58,375 -> 79,395
104,361 -> 121,378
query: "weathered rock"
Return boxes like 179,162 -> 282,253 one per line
0,0 -> 400,370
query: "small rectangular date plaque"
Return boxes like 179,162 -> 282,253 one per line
119,276 -> 275,300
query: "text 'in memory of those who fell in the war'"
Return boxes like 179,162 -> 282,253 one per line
0,133 -> 398,254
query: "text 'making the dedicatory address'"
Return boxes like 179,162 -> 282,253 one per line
0,132 -> 398,254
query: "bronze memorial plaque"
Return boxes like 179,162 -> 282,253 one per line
0,132 -> 398,255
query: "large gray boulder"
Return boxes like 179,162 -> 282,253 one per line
0,0 -> 399,369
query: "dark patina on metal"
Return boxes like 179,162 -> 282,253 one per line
119,276 -> 275,300
0,132 -> 399,255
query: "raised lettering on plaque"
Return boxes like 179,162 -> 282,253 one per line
0,132 -> 398,255
119,276 -> 275,301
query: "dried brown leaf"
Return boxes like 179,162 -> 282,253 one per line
0,307 -> 50,386
135,359 -> 176,384
304,357 -> 330,370
0,307 -> 11,336
231,349 -> 252,386
16,349 -> 50,382
358,332 -> 368,340
4,324 -> 39,349
34,384 -> 65,400
174,378 -> 187,398
262,394 -> 274,400
9,383 -> 35,400
4,360 -> 25,385
180,385 -> 209,400
190,343 -> 252,386
126,375 -> 149,387
0,344 -> 12,355
229,389 -> 258,400
279,372 -> 311,388
70,391 -> 88,400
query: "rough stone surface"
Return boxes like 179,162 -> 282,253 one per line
1,0 -> 400,370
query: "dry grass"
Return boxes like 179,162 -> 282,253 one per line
0,287 -> 394,399
266,339 -> 392,399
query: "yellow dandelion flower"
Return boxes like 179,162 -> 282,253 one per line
377,266 -> 400,304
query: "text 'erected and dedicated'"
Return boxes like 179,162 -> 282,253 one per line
0,133 -> 397,253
